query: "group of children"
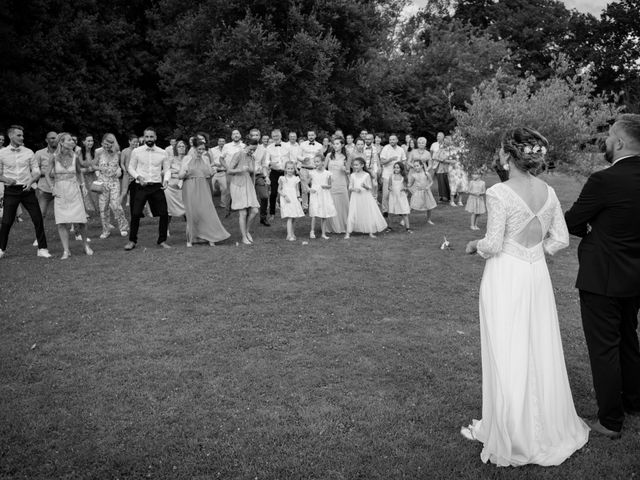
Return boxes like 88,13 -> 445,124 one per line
277,154 -> 488,240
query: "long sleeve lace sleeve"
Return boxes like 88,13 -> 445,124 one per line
543,193 -> 570,255
477,188 -> 506,259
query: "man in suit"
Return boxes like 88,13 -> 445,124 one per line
565,113 -> 640,439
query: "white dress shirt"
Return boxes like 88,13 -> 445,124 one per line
379,144 -> 406,178
298,140 -> 324,168
253,144 -> 269,176
0,145 -> 39,186
128,145 -> 170,184
266,142 -> 290,171
220,141 -> 245,169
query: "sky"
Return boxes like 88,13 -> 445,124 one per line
408,0 -> 611,16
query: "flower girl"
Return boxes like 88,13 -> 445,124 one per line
278,160 -> 305,241
308,154 -> 337,239
345,157 -> 387,238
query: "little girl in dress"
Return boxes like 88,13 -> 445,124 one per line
465,170 -> 487,230
408,159 -> 437,225
278,160 -> 305,241
308,154 -> 337,239
345,157 -> 387,239
387,162 -> 412,233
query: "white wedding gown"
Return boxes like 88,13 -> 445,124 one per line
468,182 -> 589,467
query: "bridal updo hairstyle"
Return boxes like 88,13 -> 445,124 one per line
502,127 -> 549,175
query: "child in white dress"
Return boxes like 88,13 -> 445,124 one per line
308,155 -> 337,239
278,160 -> 305,241
387,162 -> 412,233
465,171 -> 487,230
345,157 -> 387,238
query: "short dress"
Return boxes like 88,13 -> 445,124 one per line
409,170 -> 437,211
465,179 -> 487,214
388,175 -> 410,215
308,169 -> 337,218
346,172 -> 387,233
53,154 -> 88,224
279,175 -> 305,219
228,151 -> 259,210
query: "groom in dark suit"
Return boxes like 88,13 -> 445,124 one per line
565,114 -> 640,439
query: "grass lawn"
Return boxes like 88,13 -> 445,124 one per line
1,173 -> 638,479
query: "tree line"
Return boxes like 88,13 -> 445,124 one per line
1,0 -> 637,149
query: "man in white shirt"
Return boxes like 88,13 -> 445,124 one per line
430,131 -> 444,156
165,138 -> 176,156
298,130 -> 324,209
379,134 -> 406,216
363,133 -> 380,200
266,129 -> 289,219
431,133 -> 452,202
124,127 -> 171,250
247,129 -> 270,226
0,125 -> 52,258
287,131 -> 301,166
210,137 -> 230,211
220,129 -> 245,216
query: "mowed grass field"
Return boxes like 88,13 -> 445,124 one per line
1,173 -> 638,479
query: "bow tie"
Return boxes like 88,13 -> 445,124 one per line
11,147 -> 20,152
309,142 -> 315,145
274,144 -> 281,147
146,147 -> 154,151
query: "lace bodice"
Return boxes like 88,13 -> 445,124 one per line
477,183 -> 569,261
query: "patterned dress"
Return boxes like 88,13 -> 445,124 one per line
96,149 -> 128,235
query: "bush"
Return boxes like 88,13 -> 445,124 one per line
452,56 -> 622,174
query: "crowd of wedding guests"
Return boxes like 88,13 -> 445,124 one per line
0,125 -> 492,259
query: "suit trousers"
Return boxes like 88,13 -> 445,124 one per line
268,169 -> 284,215
128,183 -> 169,244
254,174 -> 269,220
0,186 -> 47,250
580,290 -> 640,431
436,172 -> 450,201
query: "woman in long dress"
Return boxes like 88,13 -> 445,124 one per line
79,134 -> 99,214
464,127 -> 589,467
324,137 -> 349,234
179,139 -> 230,247
47,133 -> 93,259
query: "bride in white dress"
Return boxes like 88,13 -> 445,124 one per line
464,127 -> 589,467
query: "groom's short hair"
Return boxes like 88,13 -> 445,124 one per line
615,114 -> 640,146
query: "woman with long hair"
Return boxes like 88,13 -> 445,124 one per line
95,133 -> 128,239
463,127 -> 588,466
324,136 -> 350,234
179,138 -> 229,247
46,133 -> 93,259
79,134 -> 99,214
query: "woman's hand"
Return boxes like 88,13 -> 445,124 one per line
309,188 -> 317,194
321,184 -> 331,189
465,240 -> 478,254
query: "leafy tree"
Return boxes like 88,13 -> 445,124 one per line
453,56 -> 622,173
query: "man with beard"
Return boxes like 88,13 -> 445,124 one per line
379,134 -> 406,217
220,129 -> 245,216
0,125 -> 52,258
34,131 -> 58,219
266,129 -> 289,221
565,114 -> 640,439
299,130 -> 324,210
249,129 -> 270,226
124,127 -> 171,250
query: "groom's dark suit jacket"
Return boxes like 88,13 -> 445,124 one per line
565,156 -> 640,297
